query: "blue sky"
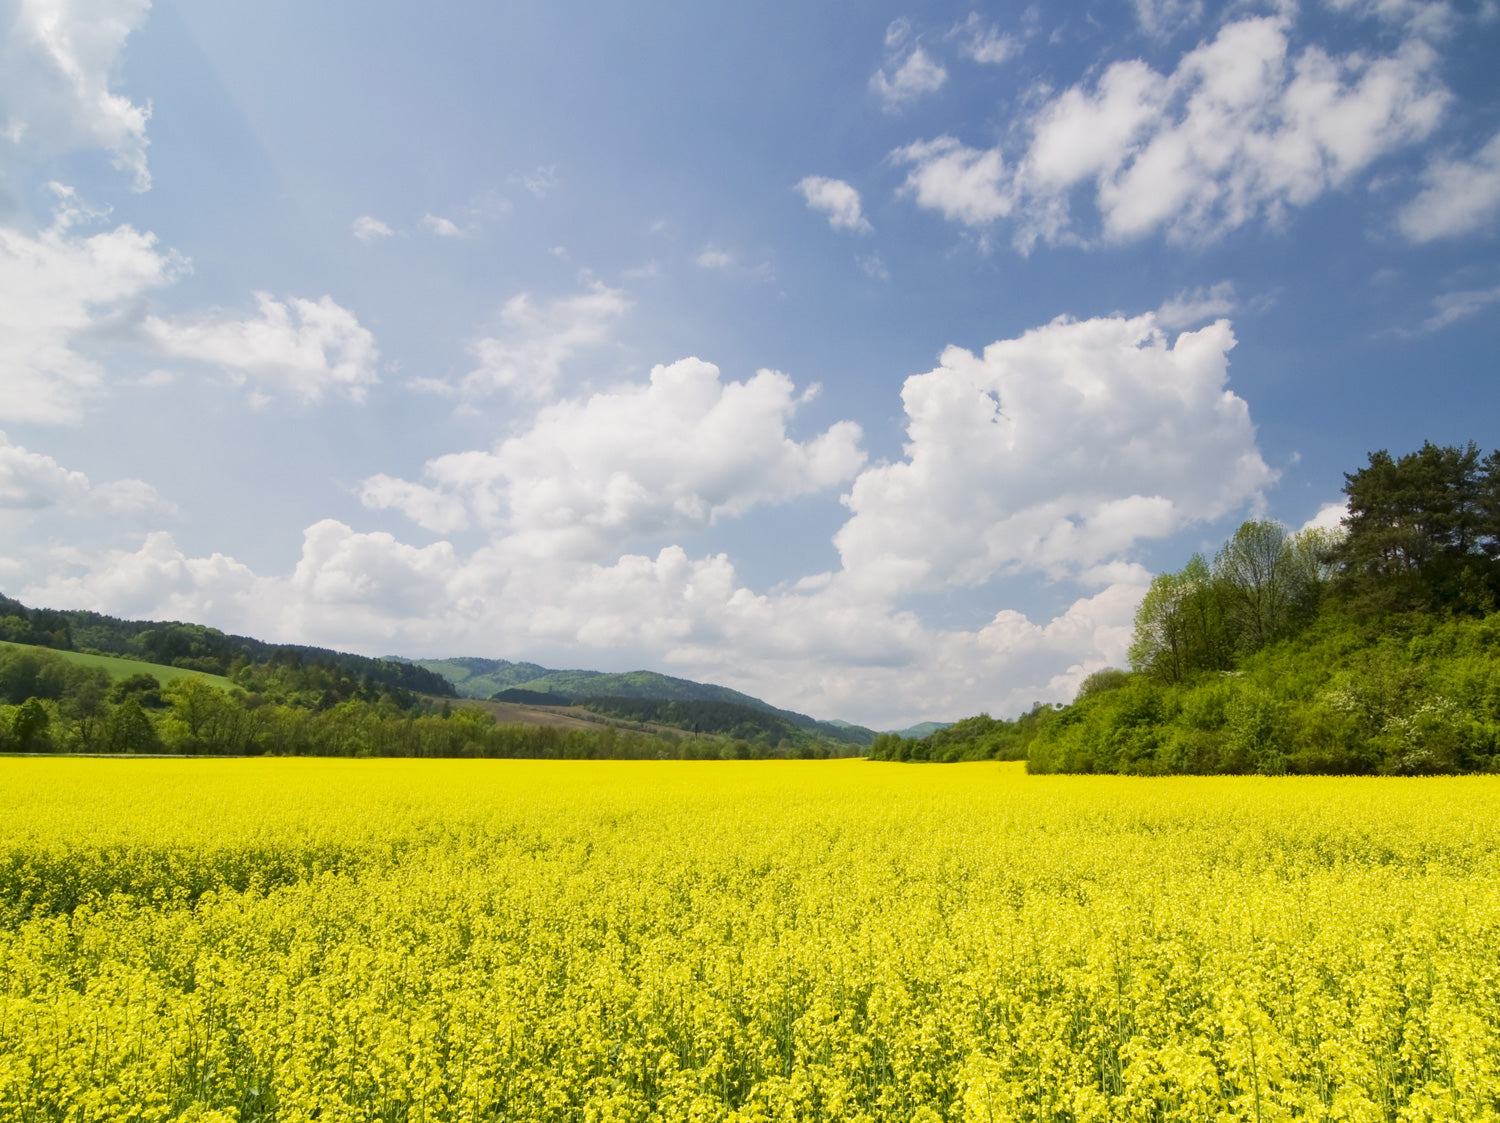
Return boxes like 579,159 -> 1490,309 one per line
2,0 -> 1498,727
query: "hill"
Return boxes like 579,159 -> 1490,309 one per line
573,697 -> 858,753
876,442 -> 1500,774
0,640 -> 235,690
888,721 -> 952,739
0,594 -> 454,699
396,656 -> 877,746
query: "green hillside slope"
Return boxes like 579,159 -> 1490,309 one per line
0,594 -> 454,698
878,442 -> 1500,774
0,640 -> 236,689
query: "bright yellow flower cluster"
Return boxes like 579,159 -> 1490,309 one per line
2,759 -> 1499,1122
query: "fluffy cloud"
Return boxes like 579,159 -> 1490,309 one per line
0,430 -> 86,509
19,522 -> 1149,728
15,309 -> 1275,727
893,137 -> 1012,227
358,475 -> 471,536
365,357 -> 866,558
0,430 -> 176,521
896,16 -> 1448,248
289,520 -> 460,620
0,0 -> 153,188
1398,129 -> 1500,241
833,312 -> 1273,596
795,176 -> 872,233
1301,501 -> 1348,532
143,292 -> 379,404
456,282 -> 628,400
871,45 -> 947,109
0,429 -> 173,519
24,530 -> 259,624
0,189 -> 182,424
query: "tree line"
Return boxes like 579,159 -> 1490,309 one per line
888,442 -> 1500,774
0,644 -> 846,760
0,595 -> 455,698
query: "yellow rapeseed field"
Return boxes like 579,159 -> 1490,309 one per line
2,759 -> 1498,1123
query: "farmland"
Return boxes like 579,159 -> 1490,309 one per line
3,759 -> 1499,1121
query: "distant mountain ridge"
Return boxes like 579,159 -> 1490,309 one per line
393,656 -> 880,746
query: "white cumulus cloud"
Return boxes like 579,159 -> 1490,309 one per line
13,308 -> 1279,728
366,357 -> 866,559
1301,501 -> 1348,532
0,431 -> 173,521
795,176 -> 872,233
24,530 -> 259,625
0,189 -> 183,424
0,0 -> 154,189
833,312 -> 1274,596
0,430 -> 87,509
16,525 -> 1151,728
893,136 -> 1013,228
143,292 -> 380,404
897,16 -> 1449,249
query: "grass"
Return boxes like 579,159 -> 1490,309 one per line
0,638 -> 237,689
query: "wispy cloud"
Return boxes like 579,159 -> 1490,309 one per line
695,246 -> 735,270
1399,129 -> 1500,241
1403,283 -> 1500,335
421,213 -> 468,238
950,13 -> 1020,64
351,215 -> 393,242
445,281 -> 630,401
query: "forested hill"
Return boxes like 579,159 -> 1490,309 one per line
0,595 -> 455,699
875,441 -> 1500,775
395,656 -> 878,746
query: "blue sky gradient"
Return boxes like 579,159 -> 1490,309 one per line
2,0 -> 1498,726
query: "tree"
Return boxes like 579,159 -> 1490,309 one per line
104,698 -> 163,754
1213,520 -> 1321,653
1129,555 -> 1231,683
10,697 -> 52,752
1332,442 -> 1500,613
